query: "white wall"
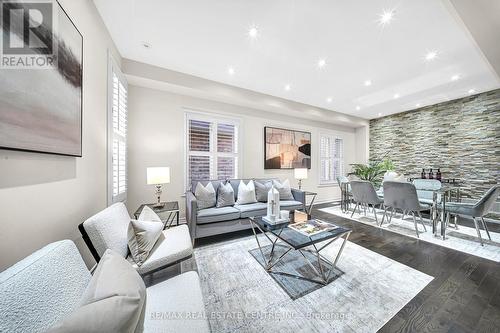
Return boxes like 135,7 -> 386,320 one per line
127,85 -> 367,217
0,0 -> 121,270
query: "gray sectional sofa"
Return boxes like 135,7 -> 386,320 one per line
186,178 -> 306,242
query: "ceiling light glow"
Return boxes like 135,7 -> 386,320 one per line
393,93 -> 400,99
451,74 -> 460,81
378,113 -> 382,116
416,103 -> 421,107
326,97 -> 332,103
425,51 -> 438,61
356,106 -> 361,111
364,80 -> 372,86
318,58 -> 326,68
284,84 -> 291,91
378,9 -> 395,26
227,67 -> 235,75
248,26 -> 259,39
468,89 -> 476,94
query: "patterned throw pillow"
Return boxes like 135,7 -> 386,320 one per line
254,180 -> 272,202
272,179 -> 295,200
216,182 -> 235,208
195,182 -> 217,210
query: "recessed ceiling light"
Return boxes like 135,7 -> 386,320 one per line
248,26 -> 259,39
468,89 -> 476,94
284,84 -> 291,91
141,42 -> 152,49
326,97 -> 333,103
356,106 -> 361,111
451,74 -> 460,81
393,93 -> 400,99
378,9 -> 395,26
416,103 -> 421,107
364,80 -> 372,86
317,58 -> 326,68
227,66 -> 235,75
378,113 -> 382,117
425,51 -> 438,61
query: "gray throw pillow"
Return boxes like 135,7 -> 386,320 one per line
48,249 -> 146,333
254,180 -> 272,202
273,179 -> 295,200
195,182 -> 216,210
127,219 -> 163,267
216,182 -> 235,208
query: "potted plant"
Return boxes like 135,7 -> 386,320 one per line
349,158 -> 395,188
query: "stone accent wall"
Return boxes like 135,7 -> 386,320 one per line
369,88 -> 500,199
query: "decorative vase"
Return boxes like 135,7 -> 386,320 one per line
267,186 -> 280,221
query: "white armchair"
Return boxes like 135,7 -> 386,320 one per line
79,202 -> 193,276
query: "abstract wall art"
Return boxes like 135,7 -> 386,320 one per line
264,126 -> 311,169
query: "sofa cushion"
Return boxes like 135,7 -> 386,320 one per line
127,219 -> 163,267
235,202 -> 268,218
196,206 -> 241,224
83,202 -> 130,258
194,182 -> 216,210
49,249 -> 146,333
144,271 -> 210,333
127,225 -> 193,275
216,182 -> 235,208
0,240 -> 91,333
236,180 -> 257,205
280,200 -> 304,210
254,180 -> 272,202
273,179 -> 295,200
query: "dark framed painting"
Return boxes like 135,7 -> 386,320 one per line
0,0 -> 83,157
264,126 -> 311,169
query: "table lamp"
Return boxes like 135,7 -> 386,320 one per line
147,167 -> 170,208
294,168 -> 308,190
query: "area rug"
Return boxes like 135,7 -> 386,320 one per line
192,235 -> 432,333
248,243 -> 344,300
319,206 -> 500,262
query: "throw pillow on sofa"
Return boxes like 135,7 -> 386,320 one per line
48,249 -> 146,333
236,180 -> 257,205
254,180 -> 272,202
195,182 -> 216,209
216,182 -> 235,208
272,179 -> 294,200
127,218 -> 163,267
138,205 -> 162,223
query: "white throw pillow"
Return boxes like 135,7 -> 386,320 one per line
195,182 -> 216,210
127,219 -> 163,266
272,179 -> 294,200
236,180 -> 257,205
138,205 -> 162,223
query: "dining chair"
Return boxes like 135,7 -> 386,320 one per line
337,176 -> 352,212
349,180 -> 384,223
443,185 -> 500,246
381,181 -> 429,237
413,179 -> 444,226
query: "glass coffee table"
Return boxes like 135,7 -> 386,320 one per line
249,216 -> 351,285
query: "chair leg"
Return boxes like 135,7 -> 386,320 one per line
481,217 -> 492,241
389,208 -> 394,224
401,210 -> 406,221
381,206 -> 388,226
363,203 -> 367,216
373,207 -> 378,224
418,212 -> 427,232
351,202 -> 359,218
412,212 -> 420,238
472,217 -> 484,246
454,215 -> 459,230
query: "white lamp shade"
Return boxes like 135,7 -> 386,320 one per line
294,168 -> 308,180
147,167 -> 170,185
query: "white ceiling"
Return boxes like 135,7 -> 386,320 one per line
94,0 -> 500,120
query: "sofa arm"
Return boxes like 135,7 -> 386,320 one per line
291,188 -> 306,210
185,191 -> 198,242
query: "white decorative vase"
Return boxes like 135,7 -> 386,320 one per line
267,186 -> 280,221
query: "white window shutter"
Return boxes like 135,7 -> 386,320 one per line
319,134 -> 344,185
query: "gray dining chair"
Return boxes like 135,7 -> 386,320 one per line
350,180 -> 384,223
443,185 -> 500,246
382,181 -> 429,237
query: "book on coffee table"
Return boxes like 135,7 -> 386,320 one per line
288,219 -> 338,237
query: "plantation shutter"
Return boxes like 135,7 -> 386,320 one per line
108,57 -> 128,204
319,134 -> 344,184
186,113 -> 239,189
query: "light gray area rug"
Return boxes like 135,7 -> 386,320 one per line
192,235 -> 432,333
319,206 -> 500,262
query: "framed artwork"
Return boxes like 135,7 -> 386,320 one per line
0,1 -> 83,156
264,126 -> 311,169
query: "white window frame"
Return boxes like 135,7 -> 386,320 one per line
107,54 -> 128,204
184,110 -> 242,191
319,133 -> 344,186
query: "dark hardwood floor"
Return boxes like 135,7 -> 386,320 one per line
150,203 -> 500,333
311,202 -> 500,333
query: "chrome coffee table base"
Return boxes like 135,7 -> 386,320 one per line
250,220 -> 350,285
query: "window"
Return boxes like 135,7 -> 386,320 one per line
185,112 -> 240,189
108,56 -> 128,204
319,134 -> 344,184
